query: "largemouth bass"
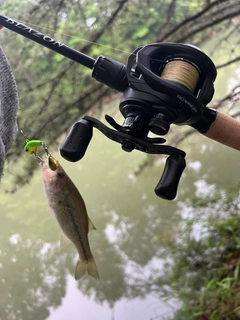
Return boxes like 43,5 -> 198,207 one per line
40,160 -> 99,280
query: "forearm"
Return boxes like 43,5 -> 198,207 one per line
204,110 -> 240,151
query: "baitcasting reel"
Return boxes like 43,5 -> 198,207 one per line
60,43 -> 217,200
0,16 -> 217,200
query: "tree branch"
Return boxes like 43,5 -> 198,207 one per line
175,9 -> 240,43
216,56 -> 240,69
157,0 -> 229,42
79,0 -> 128,54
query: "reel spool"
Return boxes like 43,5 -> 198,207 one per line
160,59 -> 200,93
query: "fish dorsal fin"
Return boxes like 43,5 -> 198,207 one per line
60,231 -> 71,250
88,217 -> 96,232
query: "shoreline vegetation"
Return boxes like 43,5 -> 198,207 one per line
169,185 -> 240,319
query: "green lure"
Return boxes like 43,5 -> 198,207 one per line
24,139 -> 43,155
21,130 -> 57,171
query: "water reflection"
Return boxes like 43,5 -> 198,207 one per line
1,111 -> 240,320
0,219 -> 69,320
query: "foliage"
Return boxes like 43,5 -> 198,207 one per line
169,187 -> 240,319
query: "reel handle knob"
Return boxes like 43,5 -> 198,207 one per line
155,154 -> 186,200
60,119 -> 93,162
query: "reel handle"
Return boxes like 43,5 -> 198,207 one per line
155,154 -> 186,200
60,119 -> 93,162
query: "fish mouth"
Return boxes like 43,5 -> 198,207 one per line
40,161 -> 48,169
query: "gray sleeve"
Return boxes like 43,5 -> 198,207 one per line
0,45 -> 19,179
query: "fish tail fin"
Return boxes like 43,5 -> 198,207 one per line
87,256 -> 99,280
74,256 -> 99,280
74,260 -> 87,280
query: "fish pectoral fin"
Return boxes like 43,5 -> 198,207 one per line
60,231 -> 71,250
49,207 -> 57,220
88,217 -> 97,232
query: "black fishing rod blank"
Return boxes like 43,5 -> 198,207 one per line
0,14 -> 128,91
0,14 -> 95,69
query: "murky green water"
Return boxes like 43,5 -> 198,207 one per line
1,43 -> 240,320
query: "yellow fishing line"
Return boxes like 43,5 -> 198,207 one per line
17,20 -> 132,55
2,16 -> 168,64
11,20 -> 167,64
161,60 -> 199,92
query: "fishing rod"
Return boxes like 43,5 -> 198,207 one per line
0,14 -> 217,200
0,14 -> 95,69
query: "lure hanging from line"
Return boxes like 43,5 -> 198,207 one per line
21,130 -> 58,171
24,139 -> 42,154
21,129 -> 42,154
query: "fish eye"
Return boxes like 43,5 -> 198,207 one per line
57,171 -> 64,178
